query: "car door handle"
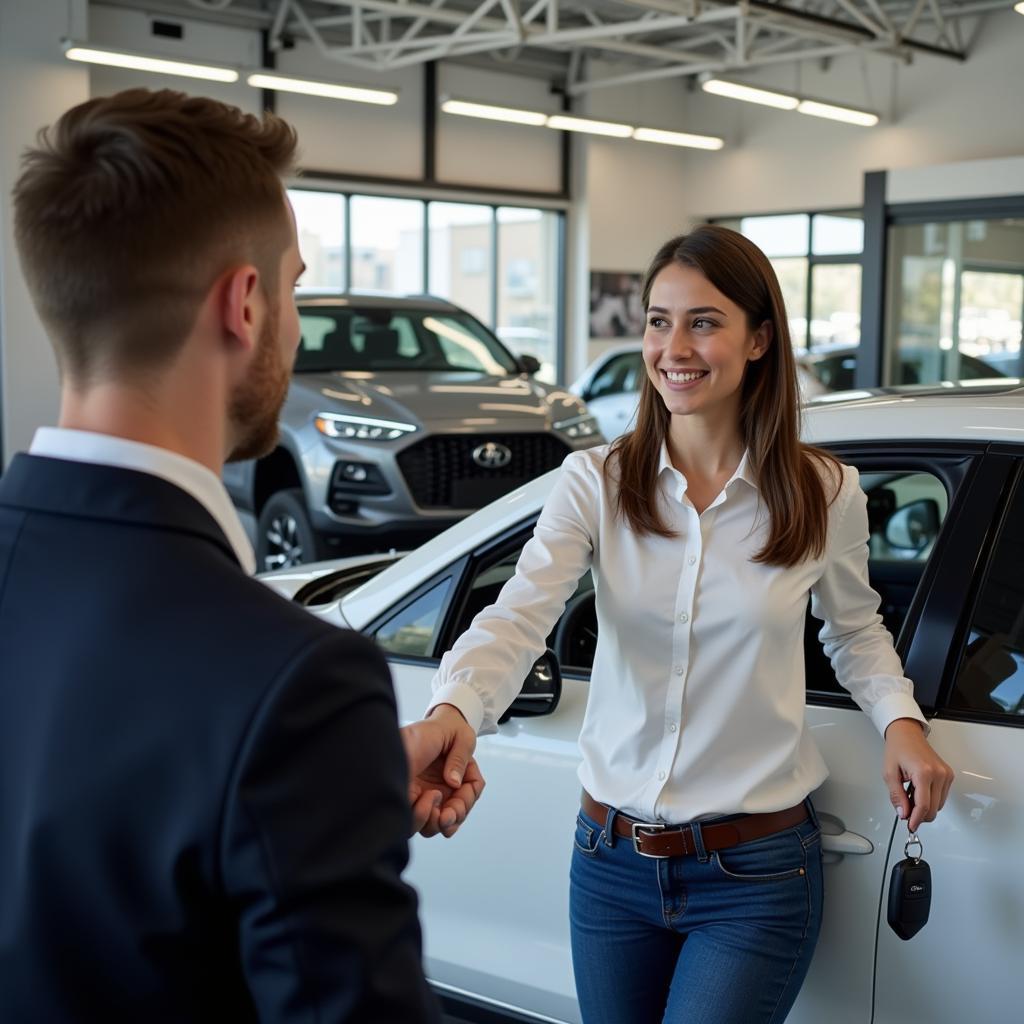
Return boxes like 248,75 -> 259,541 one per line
820,830 -> 874,856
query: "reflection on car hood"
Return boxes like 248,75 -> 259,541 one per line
291,370 -> 585,426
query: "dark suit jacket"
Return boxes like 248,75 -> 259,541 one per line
0,454 -> 439,1023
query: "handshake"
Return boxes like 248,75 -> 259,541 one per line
401,704 -> 485,838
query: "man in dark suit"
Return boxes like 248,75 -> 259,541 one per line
0,88 -> 479,1021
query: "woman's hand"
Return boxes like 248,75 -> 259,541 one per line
883,718 -> 954,832
401,704 -> 485,839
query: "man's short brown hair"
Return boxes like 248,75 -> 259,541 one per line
13,88 -> 298,383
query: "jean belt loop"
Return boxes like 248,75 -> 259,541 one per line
804,796 -> 821,831
690,819 -> 710,863
603,804 -> 618,848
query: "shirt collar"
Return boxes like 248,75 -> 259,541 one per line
29,427 -> 256,574
657,442 -> 759,494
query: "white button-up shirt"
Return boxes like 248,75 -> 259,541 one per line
428,444 -> 926,822
29,427 -> 256,574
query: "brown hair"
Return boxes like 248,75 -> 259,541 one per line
13,88 -> 298,384
605,225 -> 841,567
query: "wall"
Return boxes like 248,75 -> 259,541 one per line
0,0 -> 90,465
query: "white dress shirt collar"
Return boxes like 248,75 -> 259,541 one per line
656,443 -> 759,501
29,427 -> 256,575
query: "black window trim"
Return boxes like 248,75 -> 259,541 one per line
805,440 -> 984,710
932,455 -> 1024,728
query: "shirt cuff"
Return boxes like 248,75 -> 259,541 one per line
870,692 -> 930,739
425,681 -> 486,734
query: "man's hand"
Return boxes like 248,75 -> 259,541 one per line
401,704 -> 485,839
883,718 -> 955,833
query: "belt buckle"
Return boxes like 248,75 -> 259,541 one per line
630,820 -> 669,859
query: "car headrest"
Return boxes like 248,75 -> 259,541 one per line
361,327 -> 401,360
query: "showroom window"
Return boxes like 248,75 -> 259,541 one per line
713,211 -> 864,353
885,217 -> 1024,385
288,188 -> 565,383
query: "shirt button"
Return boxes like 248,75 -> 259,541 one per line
669,723 -> 678,732
679,612 -> 689,623
675,665 -> 684,676
658,771 -> 666,781
688,555 -> 696,565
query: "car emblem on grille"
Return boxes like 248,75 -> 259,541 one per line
472,442 -> 513,469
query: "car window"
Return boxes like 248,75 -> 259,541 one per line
948,473 -> 1024,720
373,578 -> 453,658
295,308 -> 519,374
805,469 -> 949,698
587,352 -> 644,401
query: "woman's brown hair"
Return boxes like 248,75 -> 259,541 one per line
604,225 -> 841,568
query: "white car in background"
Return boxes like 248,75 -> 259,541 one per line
571,342 -> 828,440
262,384 -> 1024,1024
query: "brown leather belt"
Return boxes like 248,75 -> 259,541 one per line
581,790 -> 808,859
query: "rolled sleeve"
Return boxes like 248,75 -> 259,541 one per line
810,465 -> 929,738
426,450 -> 599,734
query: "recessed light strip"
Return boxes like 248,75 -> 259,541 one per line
62,42 -> 238,83
247,72 -> 397,106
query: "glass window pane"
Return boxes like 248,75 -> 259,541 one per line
739,214 -> 809,258
427,202 -> 493,326
349,196 -> 425,294
497,207 -> 561,384
810,263 -> 861,349
812,213 -> 864,255
950,477 -> 1024,719
373,579 -> 452,659
770,257 -> 809,349
288,189 -> 345,292
886,218 -> 1024,385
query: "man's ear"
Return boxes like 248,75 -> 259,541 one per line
220,264 -> 264,355
749,319 -> 773,362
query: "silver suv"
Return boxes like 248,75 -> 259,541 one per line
224,294 -> 602,570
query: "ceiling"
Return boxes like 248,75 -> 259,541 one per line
95,0 -> 1009,96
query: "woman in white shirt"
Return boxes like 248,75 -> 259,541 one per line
423,225 -> 954,1023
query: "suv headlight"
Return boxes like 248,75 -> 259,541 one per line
554,413 -> 601,439
314,412 -> 419,442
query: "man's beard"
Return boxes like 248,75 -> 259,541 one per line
226,314 -> 291,463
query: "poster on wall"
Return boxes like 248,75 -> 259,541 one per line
589,271 -> 645,338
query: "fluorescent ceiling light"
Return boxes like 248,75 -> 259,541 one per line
247,72 -> 397,105
797,99 -> 878,127
441,98 -> 547,126
701,78 -> 798,110
546,114 -> 633,138
633,126 -> 723,150
1016,1 -> 1024,13
63,41 -> 238,82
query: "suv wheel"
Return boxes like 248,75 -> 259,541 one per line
256,489 -> 324,571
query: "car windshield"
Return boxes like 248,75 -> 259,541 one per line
295,306 -> 520,375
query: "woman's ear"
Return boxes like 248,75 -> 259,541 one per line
749,319 -> 773,362
219,264 -> 264,355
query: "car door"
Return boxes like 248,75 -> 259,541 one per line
788,444 -> 982,1024
872,450 -> 1023,1023
375,529 -> 590,1023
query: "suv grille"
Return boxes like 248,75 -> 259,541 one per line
397,433 -> 572,509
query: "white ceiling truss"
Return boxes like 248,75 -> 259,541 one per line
117,0 -> 1012,96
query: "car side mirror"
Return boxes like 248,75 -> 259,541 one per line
517,353 -> 542,376
498,649 -> 562,723
884,498 -> 940,552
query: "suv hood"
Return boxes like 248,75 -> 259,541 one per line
288,370 -> 586,428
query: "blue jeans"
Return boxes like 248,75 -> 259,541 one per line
569,803 -> 824,1024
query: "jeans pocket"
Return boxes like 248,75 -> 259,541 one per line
712,827 -> 808,883
573,813 -> 603,858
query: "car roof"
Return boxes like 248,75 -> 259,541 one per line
341,387 -> 1024,629
296,292 -> 461,313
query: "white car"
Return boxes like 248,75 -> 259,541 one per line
262,384 -> 1024,1024
571,342 -> 828,440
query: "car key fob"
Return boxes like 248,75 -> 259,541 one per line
887,853 -> 931,940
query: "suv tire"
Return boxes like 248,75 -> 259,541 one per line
256,488 -> 325,572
